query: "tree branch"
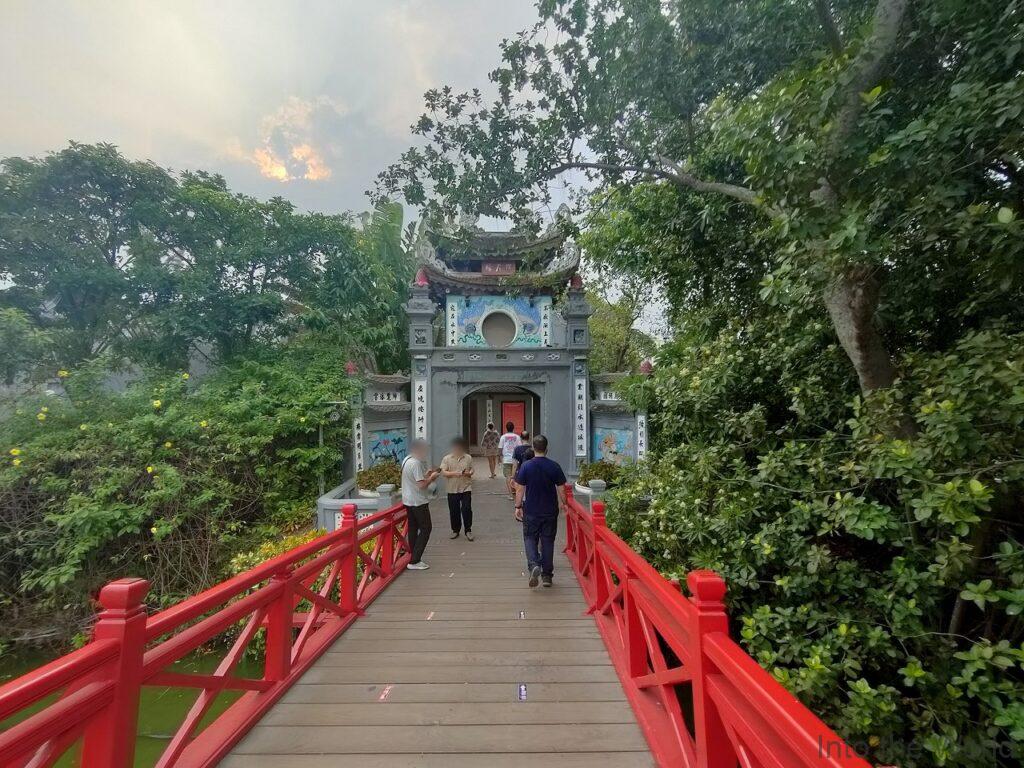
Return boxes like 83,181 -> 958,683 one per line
813,0 -> 844,56
545,158 -> 773,214
828,0 -> 909,162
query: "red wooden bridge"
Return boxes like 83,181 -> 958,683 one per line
0,468 -> 870,767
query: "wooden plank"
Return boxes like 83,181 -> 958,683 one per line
312,651 -> 613,666
279,682 -> 628,704
321,637 -> 607,652
221,754 -> 656,768
298,665 -> 621,684
233,723 -> 650,754
259,701 -> 637,726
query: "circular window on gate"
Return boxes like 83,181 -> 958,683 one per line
481,311 -> 517,348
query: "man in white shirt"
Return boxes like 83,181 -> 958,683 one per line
498,421 -> 521,496
401,439 -> 440,570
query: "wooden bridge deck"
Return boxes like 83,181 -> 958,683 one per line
224,461 -> 652,767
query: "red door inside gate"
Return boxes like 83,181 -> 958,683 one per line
501,402 -> 526,434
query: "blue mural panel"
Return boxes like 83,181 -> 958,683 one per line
446,295 -> 551,348
369,428 -> 408,465
592,427 -> 635,466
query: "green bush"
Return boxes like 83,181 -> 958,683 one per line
356,460 -> 402,491
612,319 -> 1024,767
577,461 -> 624,488
0,344 -> 359,637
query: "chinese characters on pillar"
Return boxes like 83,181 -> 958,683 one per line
414,379 -> 428,439
636,412 -> 648,460
486,398 -> 494,427
353,414 -> 365,472
541,301 -> 551,347
574,377 -> 588,457
447,301 -> 458,347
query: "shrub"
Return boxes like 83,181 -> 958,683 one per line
0,345 -> 359,639
577,460 -> 624,487
356,460 -> 402,491
613,320 -> 1024,767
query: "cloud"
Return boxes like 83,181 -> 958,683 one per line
228,96 -> 346,182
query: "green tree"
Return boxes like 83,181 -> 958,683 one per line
0,143 -> 179,365
376,0 -> 1024,401
586,282 -> 657,373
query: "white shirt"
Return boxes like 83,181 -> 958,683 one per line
499,433 -> 520,463
401,456 -> 431,507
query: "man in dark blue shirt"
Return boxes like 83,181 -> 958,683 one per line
513,434 -> 567,588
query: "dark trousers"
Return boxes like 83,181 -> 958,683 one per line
447,491 -> 473,533
405,504 -> 432,563
523,515 -> 558,577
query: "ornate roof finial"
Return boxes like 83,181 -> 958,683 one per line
414,267 -> 429,287
639,359 -> 654,375
345,360 -> 359,376
569,272 -> 583,290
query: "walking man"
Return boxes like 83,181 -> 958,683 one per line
498,421 -> 520,496
402,439 -> 440,570
513,435 -> 567,588
440,436 -> 474,540
511,431 -> 533,479
480,422 -> 500,478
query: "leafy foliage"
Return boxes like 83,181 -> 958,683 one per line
610,319 -> 1024,767
576,460 -> 623,487
0,144 -> 415,644
0,345 -> 360,626
1,144 -> 413,375
356,460 -> 402,491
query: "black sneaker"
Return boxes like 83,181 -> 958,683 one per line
528,565 -> 541,588
542,574 -> 553,588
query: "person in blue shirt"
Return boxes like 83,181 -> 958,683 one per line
512,434 -> 567,588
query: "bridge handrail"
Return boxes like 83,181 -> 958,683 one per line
563,486 -> 870,768
0,500 -> 409,768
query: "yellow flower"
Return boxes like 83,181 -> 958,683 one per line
57,370 -> 69,378
299,417 -> 306,423
12,458 -> 21,466
40,407 -> 48,413
164,441 -> 173,449
199,420 -> 208,428
9,448 -> 20,456
152,399 -> 162,409
146,466 -> 154,474
79,424 -> 88,431
181,373 -> 190,380
36,413 -> 46,421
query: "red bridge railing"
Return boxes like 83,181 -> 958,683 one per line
0,502 -> 409,768
563,487 -> 871,768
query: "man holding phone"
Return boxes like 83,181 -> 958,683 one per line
440,436 -> 475,540
402,439 -> 440,570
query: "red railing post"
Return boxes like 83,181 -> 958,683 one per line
587,500 -> 610,614
264,569 -> 293,681
80,578 -> 148,768
563,485 -> 576,554
688,570 -> 734,768
623,569 -> 646,677
340,503 -> 363,615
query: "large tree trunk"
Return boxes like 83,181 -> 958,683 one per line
824,265 -> 898,392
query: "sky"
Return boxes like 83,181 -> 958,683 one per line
0,1 -> 540,216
